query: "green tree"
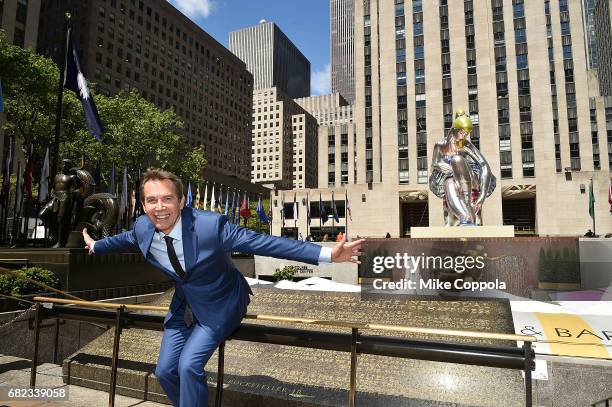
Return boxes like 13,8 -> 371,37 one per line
60,90 -> 206,184
0,30 -> 82,163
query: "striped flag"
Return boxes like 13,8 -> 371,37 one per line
203,183 -> 208,210
345,189 -> 352,221
39,148 -> 49,203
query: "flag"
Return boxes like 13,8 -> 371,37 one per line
293,193 -> 299,222
257,195 -> 268,223
224,189 -> 230,216
194,185 -> 201,209
64,28 -> 104,140
280,193 -> 285,227
0,78 -> 4,113
306,191 -> 311,225
39,148 -> 49,203
108,162 -> 115,194
23,147 -> 34,199
203,183 -> 208,210
133,171 -> 142,221
0,137 -> 13,204
214,186 -> 221,212
230,190 -> 237,222
319,193 -> 328,224
608,180 -> 612,213
345,189 -> 352,221
240,192 -> 251,221
186,182 -> 193,207
119,167 -> 128,218
589,178 -> 595,220
332,191 -> 340,222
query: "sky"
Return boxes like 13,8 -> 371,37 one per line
167,0 -> 331,96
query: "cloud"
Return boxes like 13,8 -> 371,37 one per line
311,63 -> 331,96
168,0 -> 216,19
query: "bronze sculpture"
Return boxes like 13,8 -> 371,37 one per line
39,160 -> 118,247
429,110 -> 496,226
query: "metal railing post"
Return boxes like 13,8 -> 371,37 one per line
108,306 -> 124,407
215,341 -> 226,407
52,318 -> 60,364
30,303 -> 42,387
523,341 -> 533,407
348,327 -> 359,407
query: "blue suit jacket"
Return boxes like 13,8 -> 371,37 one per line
94,207 -> 322,337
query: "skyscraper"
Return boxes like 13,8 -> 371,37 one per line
330,0 -> 355,104
582,0 -> 599,70
229,20 -> 310,99
595,0 -> 612,96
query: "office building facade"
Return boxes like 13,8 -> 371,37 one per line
272,0 -> 612,238
331,0 -> 355,104
595,0 -> 612,96
0,0 -> 40,48
37,0 -> 253,182
251,87 -> 317,190
294,93 -> 356,188
230,21 -> 310,99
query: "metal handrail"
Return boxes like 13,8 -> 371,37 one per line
33,296 -> 536,343
30,296 -> 536,407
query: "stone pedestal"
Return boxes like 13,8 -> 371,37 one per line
411,225 -> 515,238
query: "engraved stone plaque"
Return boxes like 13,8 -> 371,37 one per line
63,288 -> 524,406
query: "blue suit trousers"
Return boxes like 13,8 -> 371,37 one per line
155,304 -> 230,407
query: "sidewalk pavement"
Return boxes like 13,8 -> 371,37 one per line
0,354 -> 167,407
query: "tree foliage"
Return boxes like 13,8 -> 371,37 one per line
60,90 -> 207,184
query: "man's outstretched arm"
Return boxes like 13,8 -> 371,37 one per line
82,227 -> 139,255
217,215 -> 364,265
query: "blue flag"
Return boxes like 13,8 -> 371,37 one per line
332,191 -> 340,222
319,193 -> 328,224
257,195 -> 268,223
64,28 -> 104,141
186,183 -> 193,207
0,79 -> 4,113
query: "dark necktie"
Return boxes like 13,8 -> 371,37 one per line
163,235 -> 194,327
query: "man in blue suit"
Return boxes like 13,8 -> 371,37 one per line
82,169 -> 364,407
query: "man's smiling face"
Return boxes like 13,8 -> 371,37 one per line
142,179 -> 185,234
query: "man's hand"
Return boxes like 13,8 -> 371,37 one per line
331,235 -> 365,264
82,228 -> 95,255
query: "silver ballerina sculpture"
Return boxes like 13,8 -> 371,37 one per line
429,110 -> 496,226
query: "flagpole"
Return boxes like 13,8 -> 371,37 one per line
591,178 -> 596,236
52,12 -> 71,180
11,161 -> 21,244
345,190 -> 348,238
257,194 -> 261,234
306,190 -> 309,239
